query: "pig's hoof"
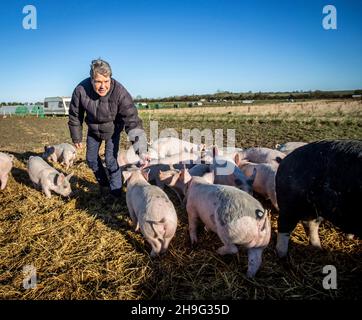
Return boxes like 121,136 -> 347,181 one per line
217,245 -> 238,255
150,248 -> 163,258
309,240 -> 322,249
276,249 -> 288,259
190,235 -> 198,246
246,270 -> 256,279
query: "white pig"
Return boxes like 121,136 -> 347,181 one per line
122,166 -> 178,257
239,147 -> 285,166
0,152 -> 14,190
166,169 -> 271,277
42,143 -> 77,170
149,137 -> 205,158
28,156 -> 73,198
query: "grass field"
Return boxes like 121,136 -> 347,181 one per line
0,100 -> 361,299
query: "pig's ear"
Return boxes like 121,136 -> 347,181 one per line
141,169 -> 150,181
234,153 -> 241,166
235,154 -> 249,167
122,171 -> 132,183
158,170 -> 167,182
169,172 -> 180,186
180,169 -> 192,184
55,173 -> 65,186
158,170 -> 171,181
66,172 -> 74,181
247,168 -> 257,187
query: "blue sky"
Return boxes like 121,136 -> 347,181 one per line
0,0 -> 361,102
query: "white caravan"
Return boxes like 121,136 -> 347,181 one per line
44,97 -> 71,115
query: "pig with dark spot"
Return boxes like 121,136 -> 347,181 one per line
42,143 -> 77,170
122,166 -> 178,257
167,169 -> 271,277
28,156 -> 73,198
275,140 -> 362,257
0,152 -> 14,190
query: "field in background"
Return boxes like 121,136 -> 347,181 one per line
0,99 -> 361,299
140,99 -> 361,117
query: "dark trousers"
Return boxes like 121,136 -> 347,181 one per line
86,128 -> 122,196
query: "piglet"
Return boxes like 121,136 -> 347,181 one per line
0,152 -> 14,190
122,166 -> 178,257
149,137 -> 204,158
43,143 -> 77,170
28,156 -> 73,198
165,169 -> 271,277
